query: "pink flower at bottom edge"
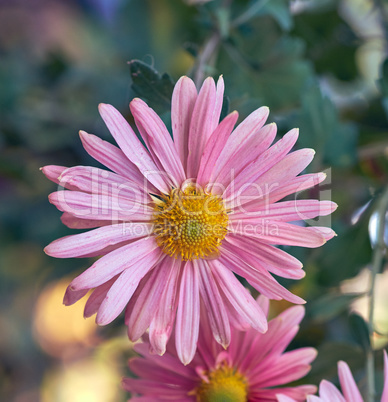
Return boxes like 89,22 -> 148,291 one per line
280,350 -> 388,402
123,296 -> 317,401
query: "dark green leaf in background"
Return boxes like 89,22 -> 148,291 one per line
292,6 -> 359,82
309,292 -> 365,323
128,59 -> 175,115
378,58 -> 388,121
259,0 -> 293,31
291,84 -> 358,168
316,219 -> 372,286
349,312 -> 371,351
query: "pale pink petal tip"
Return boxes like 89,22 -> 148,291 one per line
63,285 -> 88,306
79,129 -> 89,140
151,333 -> 168,356
41,165 -> 67,184
318,171 -> 327,181
276,395 -> 297,402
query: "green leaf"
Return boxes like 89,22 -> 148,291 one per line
292,84 -> 358,167
220,34 -> 313,111
308,342 -> 364,384
234,0 -> 292,31
316,197 -> 376,286
378,58 -> 388,119
128,60 -> 175,115
380,58 -> 388,95
317,221 -> 372,286
259,0 -> 293,31
349,312 -> 371,351
309,292 -> 364,323
292,7 -> 358,81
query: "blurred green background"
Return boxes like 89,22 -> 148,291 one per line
1,0 -> 388,401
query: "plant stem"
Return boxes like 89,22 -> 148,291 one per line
373,0 -> 388,50
193,31 -> 221,88
231,0 -> 269,28
193,0 -> 234,87
367,186 -> 388,402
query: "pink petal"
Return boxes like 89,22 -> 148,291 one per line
149,258 -> 182,355
222,294 -> 252,332
307,226 -> 337,241
228,146 -> 315,210
219,247 -> 304,304
96,247 -> 163,325
277,395 -> 297,402
60,212 -> 109,229
243,172 -> 327,211
98,104 -> 170,193
171,76 -> 198,172
126,257 -> 171,342
122,378 -> 190,398
196,259 -> 231,348
63,287 -> 88,306
256,294 -> 270,317
58,166 -> 150,203
231,199 -> 338,222
45,222 -> 153,258
84,277 -> 117,318
319,380 -> 346,402
209,106 -> 270,186
223,128 -> 299,202
228,219 -> 326,248
244,306 -> 305,370
210,259 -> 268,332
128,357 -> 195,387
337,361 -> 363,402
253,385 -> 317,401
130,98 -> 186,186
187,77 -> 223,178
70,236 -> 160,291
197,111 -> 239,186
67,240 -> 136,259
215,122 -> 277,190
195,304 -> 222,368
41,165 -> 71,187
175,261 -> 200,365
79,130 -> 146,188
224,235 -> 304,279
49,191 -> 153,221
383,350 -> 388,402
252,348 -> 317,387
307,396 -> 323,402
277,304 -> 306,327
133,342 -> 197,380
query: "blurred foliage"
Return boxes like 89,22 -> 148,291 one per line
1,0 -> 388,401
128,60 -> 174,115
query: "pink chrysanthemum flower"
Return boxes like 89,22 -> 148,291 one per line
123,297 -> 317,401
306,351 -> 387,402
43,76 -> 336,364
279,351 -> 388,402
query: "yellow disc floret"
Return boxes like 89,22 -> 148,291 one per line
153,184 -> 228,261
195,364 -> 248,402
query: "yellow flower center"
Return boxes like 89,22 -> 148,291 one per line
195,365 -> 248,402
153,185 -> 228,261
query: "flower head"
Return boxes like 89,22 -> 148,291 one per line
43,75 -> 336,364
123,297 -> 317,401
297,351 -> 388,402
